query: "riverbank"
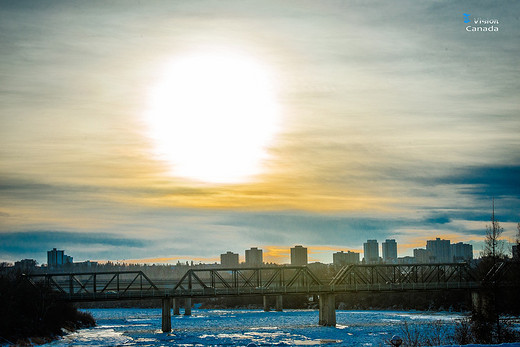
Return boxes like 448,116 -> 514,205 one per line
0,273 -> 96,345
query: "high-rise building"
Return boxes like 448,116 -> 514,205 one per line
426,238 -> 451,263
413,248 -> 432,263
451,242 -> 473,262
47,248 -> 73,268
382,239 -> 398,264
290,245 -> 308,265
220,251 -> 239,267
333,251 -> 360,266
245,247 -> 263,266
363,240 -> 379,264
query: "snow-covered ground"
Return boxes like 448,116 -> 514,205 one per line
43,308 -> 518,346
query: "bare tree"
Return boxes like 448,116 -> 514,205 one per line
483,198 -> 505,262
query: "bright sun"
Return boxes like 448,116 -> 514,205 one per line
146,50 -> 280,184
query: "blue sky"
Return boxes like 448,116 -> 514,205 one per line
1,0 -> 519,264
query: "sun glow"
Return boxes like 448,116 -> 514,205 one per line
146,50 -> 280,184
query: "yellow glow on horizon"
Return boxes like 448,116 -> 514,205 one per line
145,49 -> 280,184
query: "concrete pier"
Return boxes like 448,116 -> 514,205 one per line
184,297 -> 192,316
318,294 -> 336,326
173,298 -> 180,315
275,295 -> 283,312
472,290 -> 496,320
161,297 -> 171,332
263,296 -> 270,312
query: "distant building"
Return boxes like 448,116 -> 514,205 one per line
333,251 -> 360,266
14,259 -> 37,272
382,239 -> 398,264
290,245 -> 308,265
413,248 -> 432,263
245,247 -> 263,267
74,260 -> 99,269
47,248 -> 73,268
363,240 -> 379,264
220,251 -> 239,267
398,256 -> 415,264
426,238 -> 451,263
451,242 -> 473,262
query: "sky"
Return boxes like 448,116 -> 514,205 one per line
1,0 -> 519,265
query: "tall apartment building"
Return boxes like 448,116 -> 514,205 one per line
426,238 -> 451,263
451,242 -> 473,262
245,247 -> 263,266
220,251 -> 239,267
363,240 -> 379,264
290,245 -> 308,265
382,239 -> 398,264
47,248 -> 73,268
333,251 -> 360,266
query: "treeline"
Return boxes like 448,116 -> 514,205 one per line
0,272 -> 95,345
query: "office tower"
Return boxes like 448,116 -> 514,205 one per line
363,240 -> 379,264
382,239 -> 398,264
290,245 -> 308,265
245,247 -> 263,266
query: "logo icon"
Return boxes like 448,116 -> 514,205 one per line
463,13 -> 471,23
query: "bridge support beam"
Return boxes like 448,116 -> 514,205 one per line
275,295 -> 283,312
263,296 -> 270,312
319,294 -> 336,327
161,297 -> 171,332
184,297 -> 192,316
173,298 -> 180,315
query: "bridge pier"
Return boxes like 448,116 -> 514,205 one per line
471,290 -> 496,320
318,294 -> 336,327
173,298 -> 180,315
263,296 -> 270,312
184,297 -> 192,316
275,295 -> 283,312
161,297 -> 171,332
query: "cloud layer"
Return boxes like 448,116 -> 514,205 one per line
1,0 -> 519,264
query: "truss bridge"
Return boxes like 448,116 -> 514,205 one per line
24,262 -> 519,330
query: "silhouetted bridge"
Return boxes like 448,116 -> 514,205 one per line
24,262 -> 519,330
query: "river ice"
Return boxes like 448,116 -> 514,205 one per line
42,308 -> 520,346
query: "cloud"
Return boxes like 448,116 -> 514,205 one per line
0,230 -> 148,263
437,165 -> 520,198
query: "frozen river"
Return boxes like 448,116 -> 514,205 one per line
42,308 -> 478,346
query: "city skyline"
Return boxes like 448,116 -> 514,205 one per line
12,235 -> 478,267
1,1 -> 520,265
